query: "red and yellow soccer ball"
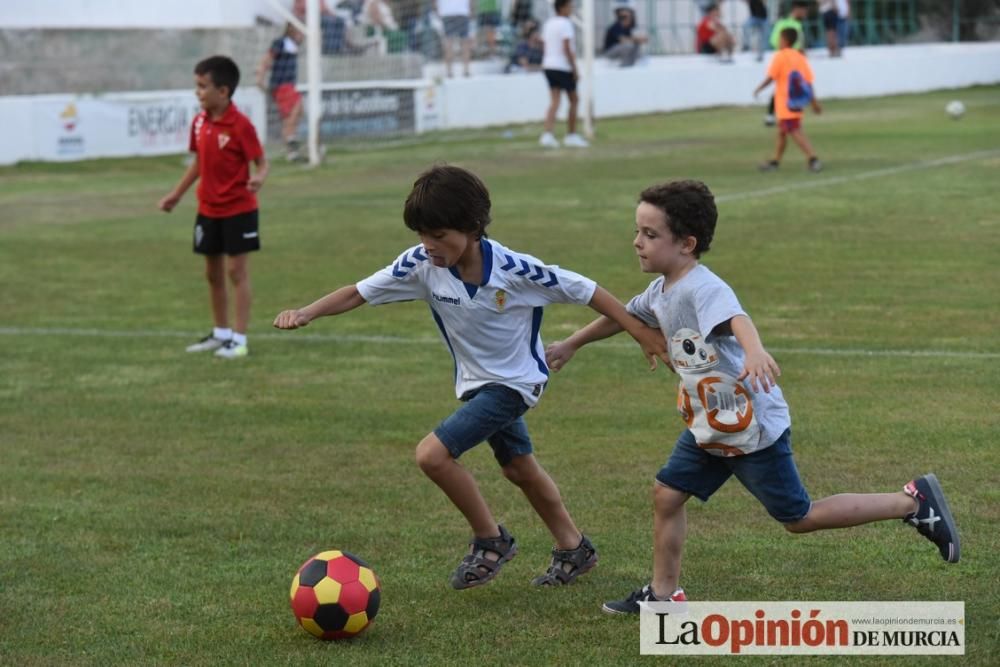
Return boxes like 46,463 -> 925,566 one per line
289,550 -> 381,640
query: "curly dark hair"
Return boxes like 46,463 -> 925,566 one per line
404,165 -> 492,238
638,180 -> 717,258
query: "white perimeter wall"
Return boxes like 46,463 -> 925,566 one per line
0,0 -> 288,28
1,42 -> 998,165
437,43 -> 1000,129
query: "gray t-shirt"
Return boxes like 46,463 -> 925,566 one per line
626,264 -> 790,455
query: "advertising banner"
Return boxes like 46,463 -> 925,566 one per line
23,89 -> 265,163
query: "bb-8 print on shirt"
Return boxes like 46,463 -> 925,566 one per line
669,328 -> 761,457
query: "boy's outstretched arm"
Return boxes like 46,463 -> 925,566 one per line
547,286 -> 668,371
273,285 -> 366,329
753,76 -> 773,98
730,314 -> 781,393
158,156 -> 199,212
545,314 -> 624,372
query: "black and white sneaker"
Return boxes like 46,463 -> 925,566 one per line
903,473 -> 960,563
186,334 -> 227,353
602,584 -> 686,615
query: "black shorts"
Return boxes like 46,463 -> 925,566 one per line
699,42 -> 717,55
543,69 -> 576,92
822,10 -> 839,30
193,209 -> 260,256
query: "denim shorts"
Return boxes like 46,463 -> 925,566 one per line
655,428 -> 811,523
434,384 -> 533,466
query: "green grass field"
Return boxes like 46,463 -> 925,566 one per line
1,86 -> 998,666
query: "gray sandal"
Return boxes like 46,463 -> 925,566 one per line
531,534 -> 598,586
450,524 -> 518,590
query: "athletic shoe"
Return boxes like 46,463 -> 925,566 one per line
186,334 -> 228,353
808,157 -> 823,173
763,113 -> 776,126
563,133 -> 590,148
757,160 -> 779,172
539,132 -> 560,148
214,340 -> 249,359
602,585 -> 686,615
903,473 -> 960,563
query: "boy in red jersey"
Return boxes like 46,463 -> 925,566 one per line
754,28 -> 823,173
159,56 -> 268,358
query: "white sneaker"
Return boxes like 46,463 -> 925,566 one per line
186,334 -> 227,353
539,132 -> 560,148
563,133 -> 590,148
214,340 -> 248,359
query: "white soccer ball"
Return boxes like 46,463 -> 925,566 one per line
945,100 -> 965,120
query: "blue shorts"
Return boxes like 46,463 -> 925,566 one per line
434,384 -> 533,466
443,16 -> 470,38
656,428 -> 811,523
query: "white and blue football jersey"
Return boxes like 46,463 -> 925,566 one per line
356,238 -> 597,406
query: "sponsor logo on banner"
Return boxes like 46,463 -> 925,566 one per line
127,102 -> 195,147
57,102 -> 85,154
640,601 -> 964,656
309,88 -> 415,138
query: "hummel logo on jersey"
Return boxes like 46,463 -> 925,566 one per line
242,232 -> 258,239
432,292 -> 460,305
218,133 -> 230,149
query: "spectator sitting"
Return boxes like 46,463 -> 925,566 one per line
603,6 -> 647,68
505,20 -> 544,73
696,4 -> 735,63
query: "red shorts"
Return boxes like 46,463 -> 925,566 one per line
273,83 -> 302,118
778,118 -> 802,134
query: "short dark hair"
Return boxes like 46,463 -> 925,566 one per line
780,27 -> 799,46
194,55 -> 240,96
554,0 -> 573,13
404,165 -> 492,238
638,180 -> 717,258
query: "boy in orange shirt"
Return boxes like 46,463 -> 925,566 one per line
754,28 -> 822,173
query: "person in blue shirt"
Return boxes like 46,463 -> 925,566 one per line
603,6 -> 647,67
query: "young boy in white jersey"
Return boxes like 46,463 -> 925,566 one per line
545,180 -> 961,613
539,0 -> 588,148
274,165 -> 668,589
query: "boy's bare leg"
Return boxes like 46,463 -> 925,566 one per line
461,38 -> 472,76
502,454 -> 581,549
227,254 -> 251,334
416,434 -> 499,537
784,492 -> 917,533
788,128 -> 817,160
283,99 -> 303,143
652,483 -> 689,598
567,91 -> 579,134
773,130 -> 788,162
205,254 -> 228,328
544,89 -> 561,133
443,38 -> 454,78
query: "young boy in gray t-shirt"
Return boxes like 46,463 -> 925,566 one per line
546,179 -> 960,614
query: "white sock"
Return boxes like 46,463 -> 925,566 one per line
231,332 -> 247,346
213,327 -> 233,341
